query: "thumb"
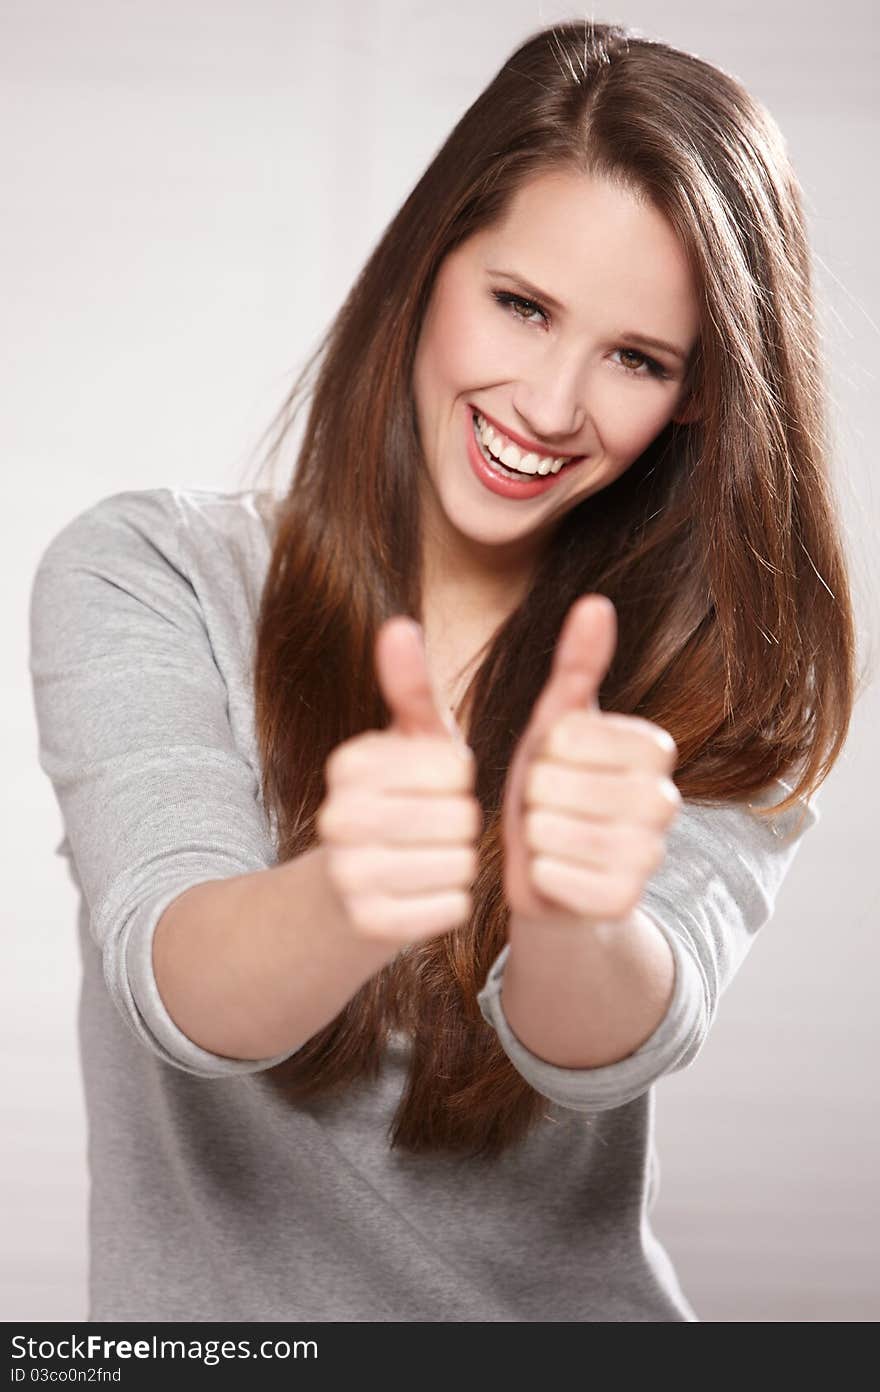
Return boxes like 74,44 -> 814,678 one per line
375,616 -> 453,739
500,594 -> 617,920
527,595 -> 617,749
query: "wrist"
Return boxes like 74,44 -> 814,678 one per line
508,906 -> 618,944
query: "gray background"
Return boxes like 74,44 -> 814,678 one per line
4,1 -> 878,1322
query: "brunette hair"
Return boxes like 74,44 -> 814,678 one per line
245,20 -> 860,1157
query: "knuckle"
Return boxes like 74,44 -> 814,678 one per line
458,846 -> 479,884
658,776 -> 682,818
433,888 -> 473,931
449,889 -> 473,923
629,718 -> 676,762
454,741 -> 476,770
658,730 -> 679,768
642,718 -> 678,762
638,774 -> 678,823
461,796 -> 483,839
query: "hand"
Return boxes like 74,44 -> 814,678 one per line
501,594 -> 681,925
317,617 -> 482,948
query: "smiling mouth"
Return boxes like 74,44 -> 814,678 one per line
470,409 -> 584,479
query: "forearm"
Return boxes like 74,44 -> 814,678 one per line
500,906 -> 675,1069
152,844 -> 397,1060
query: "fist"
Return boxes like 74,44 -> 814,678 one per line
317,617 -> 483,948
501,594 -> 681,925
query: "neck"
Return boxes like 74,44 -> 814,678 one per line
417,529 -> 539,741
419,522 -> 541,631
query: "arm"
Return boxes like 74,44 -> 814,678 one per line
477,781 -> 820,1111
152,845 -> 395,1061
499,904 -> 675,1069
30,489 -> 393,1077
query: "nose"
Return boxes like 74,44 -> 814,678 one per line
511,351 -> 588,449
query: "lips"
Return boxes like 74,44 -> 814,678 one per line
469,403 -> 586,466
465,402 -> 581,499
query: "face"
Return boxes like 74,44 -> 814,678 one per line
411,167 -> 701,589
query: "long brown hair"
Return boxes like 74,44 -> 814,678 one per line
246,21 -> 861,1157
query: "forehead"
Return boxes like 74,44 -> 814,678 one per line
468,168 -> 699,335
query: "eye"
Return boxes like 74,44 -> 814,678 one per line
491,290 -> 549,327
612,348 -> 668,380
491,289 -> 671,380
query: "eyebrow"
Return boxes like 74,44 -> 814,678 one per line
485,267 -> 690,362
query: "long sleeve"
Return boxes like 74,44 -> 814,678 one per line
28,489 -> 297,1078
476,778 -> 820,1111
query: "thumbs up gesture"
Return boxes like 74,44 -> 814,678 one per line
501,595 -> 681,926
317,616 -> 482,950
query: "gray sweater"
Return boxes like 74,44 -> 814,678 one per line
28,487 -> 819,1323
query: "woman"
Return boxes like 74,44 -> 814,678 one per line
29,21 -> 858,1322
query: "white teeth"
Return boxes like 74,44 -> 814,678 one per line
499,443 -> 523,471
474,412 -> 572,476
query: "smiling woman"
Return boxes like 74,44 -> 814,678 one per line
30,18 -> 861,1325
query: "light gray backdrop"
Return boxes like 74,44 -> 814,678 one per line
4,0 -> 878,1322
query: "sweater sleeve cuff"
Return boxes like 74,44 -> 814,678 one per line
475,913 -> 706,1112
116,881 -> 300,1078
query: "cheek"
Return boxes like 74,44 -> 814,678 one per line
596,387 -> 677,458
421,288 -> 516,393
